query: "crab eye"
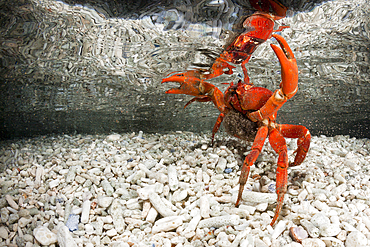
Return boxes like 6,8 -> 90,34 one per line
243,84 -> 252,91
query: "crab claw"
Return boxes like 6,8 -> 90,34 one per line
162,73 -> 202,96
162,72 -> 227,113
270,34 -> 298,99
247,34 -> 298,122
162,73 -> 216,97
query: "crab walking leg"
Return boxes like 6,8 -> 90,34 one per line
203,57 -> 236,80
211,113 -> 225,145
278,124 -> 311,167
236,126 -> 268,207
241,59 -> 251,84
268,128 -> 289,226
184,95 -> 212,109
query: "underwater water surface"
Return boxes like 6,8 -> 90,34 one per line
0,0 -> 370,139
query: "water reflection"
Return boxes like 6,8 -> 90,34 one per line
0,0 -> 369,139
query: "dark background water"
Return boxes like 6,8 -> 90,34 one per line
1,0 -> 370,139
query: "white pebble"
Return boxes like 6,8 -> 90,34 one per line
320,223 -> 341,237
254,238 -> 268,247
298,189 -> 308,201
149,192 -> 176,217
181,213 -> 201,238
311,213 -> 330,228
362,215 -> 370,231
146,207 -> 158,223
152,216 -> 184,234
33,226 -> 57,246
168,165 -> 179,191
143,159 -> 157,169
272,220 -> 287,239
109,200 -> 125,234
85,224 -> 94,235
196,169 -> 203,183
97,196 -> 113,208
106,134 -> 121,141
255,202 -> 268,212
203,173 -> 210,184
141,201 -> 151,219
336,230 -> 347,241
334,172 -> 346,184
172,189 -> 188,202
0,226 -> 8,239
18,217 -> 32,228
312,200 -> 327,211
106,228 -> 117,237
331,184 -> 347,198
34,166 -> 44,188
217,232 -> 232,247
239,205 -> 256,215
238,190 -> 278,204
81,200 -> 91,223
230,230 -> 249,247
184,155 -> 197,166
49,179 -> 60,189
101,179 -> 114,196
99,216 -> 113,224
216,157 -> 227,174
301,219 -> 320,238
65,166 -> 77,183
5,195 -> 18,210
57,222 -> 77,247
301,238 -> 326,247
110,242 -> 130,247
137,184 -> 156,200
345,231 -> 368,247
126,198 -> 141,210
240,235 -> 254,247
200,196 -> 210,219
198,215 -> 240,228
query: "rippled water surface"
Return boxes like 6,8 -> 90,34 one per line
1,0 -> 370,138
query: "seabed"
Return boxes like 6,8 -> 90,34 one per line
0,131 -> 369,246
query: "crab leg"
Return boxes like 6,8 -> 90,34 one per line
183,95 -> 212,109
268,128 -> 289,226
241,59 -> 251,84
248,34 -> 298,122
236,126 -> 268,207
203,58 -> 236,80
278,124 -> 311,166
211,113 -> 225,145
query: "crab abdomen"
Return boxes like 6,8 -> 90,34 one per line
223,109 -> 259,142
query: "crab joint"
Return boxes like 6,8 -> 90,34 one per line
248,89 -> 288,122
282,86 -> 298,100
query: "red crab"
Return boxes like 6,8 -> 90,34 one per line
162,34 -> 311,226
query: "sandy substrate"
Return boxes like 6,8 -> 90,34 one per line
0,131 -> 369,247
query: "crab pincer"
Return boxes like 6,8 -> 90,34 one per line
162,72 -> 226,111
161,73 -> 204,96
270,34 -> 298,99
